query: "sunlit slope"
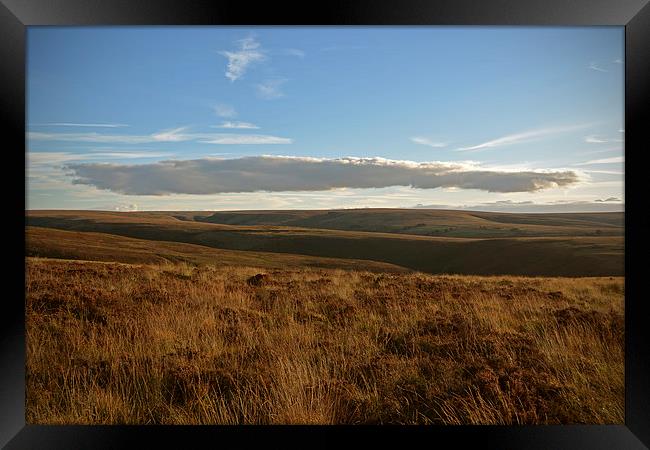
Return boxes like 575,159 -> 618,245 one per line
26,226 -> 409,273
27,211 -> 624,276
192,208 -> 624,238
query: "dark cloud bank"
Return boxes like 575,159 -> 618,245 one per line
65,156 -> 579,196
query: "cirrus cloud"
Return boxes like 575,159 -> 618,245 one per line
65,155 -> 579,196
219,36 -> 266,82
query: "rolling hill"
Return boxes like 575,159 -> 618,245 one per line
26,210 -> 624,277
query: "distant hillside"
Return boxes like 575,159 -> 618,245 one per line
192,208 -> 624,238
26,210 -> 624,277
26,226 -> 409,273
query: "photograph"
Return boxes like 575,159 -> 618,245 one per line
25,26 -> 625,425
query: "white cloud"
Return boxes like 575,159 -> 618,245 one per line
575,156 -> 624,165
28,151 -> 172,165
589,62 -> 607,72
219,36 -> 266,82
614,59 -> 623,64
199,134 -> 292,145
97,203 -> 139,212
585,135 -> 606,144
27,127 -> 292,145
214,104 -> 237,118
151,127 -> 191,142
255,79 -> 287,99
65,155 -> 579,196
213,121 -> 260,129
414,200 -> 623,213
30,122 -> 129,128
283,48 -> 305,58
27,132 -> 154,144
456,124 -> 588,152
410,137 -> 448,148
321,45 -> 366,52
581,169 -> 624,175
27,126 -> 193,144
585,135 -> 623,144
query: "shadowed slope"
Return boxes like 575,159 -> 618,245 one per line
26,226 -> 409,273
27,211 -> 624,276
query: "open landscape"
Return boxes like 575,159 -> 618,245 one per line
26,209 -> 624,424
26,27 -> 625,426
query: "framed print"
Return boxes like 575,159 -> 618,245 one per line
2,0 -> 650,448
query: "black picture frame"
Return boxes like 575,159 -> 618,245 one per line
3,0 -> 649,448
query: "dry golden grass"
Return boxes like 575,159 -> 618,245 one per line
26,257 -> 624,424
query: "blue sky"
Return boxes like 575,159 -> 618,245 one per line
27,27 -> 624,211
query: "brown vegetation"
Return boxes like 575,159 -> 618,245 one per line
26,210 -> 624,276
26,257 -> 624,424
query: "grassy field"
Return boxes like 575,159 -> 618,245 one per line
25,209 -> 625,424
26,257 -> 623,425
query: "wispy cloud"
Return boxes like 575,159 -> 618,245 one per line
28,151 -> 172,164
219,36 -> 266,82
578,147 -> 623,155
585,135 -> 623,144
199,134 -> 292,145
614,59 -> 623,64
456,124 -> 587,152
410,137 -> 448,148
150,127 -> 191,142
65,155 -> 579,195
575,156 -> 624,165
30,122 -> 129,128
582,169 -> 624,175
212,121 -> 260,130
589,62 -> 608,72
27,126 -> 192,144
321,45 -> 367,52
283,48 -> 305,58
255,78 -> 287,100
214,103 -> 237,118
416,200 -> 623,213
27,127 -> 292,145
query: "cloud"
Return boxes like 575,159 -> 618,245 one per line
456,124 -> 588,152
410,137 -> 448,148
595,197 -> 621,202
151,127 -> 191,142
213,121 -> 260,129
255,79 -> 286,99
413,200 -> 623,213
65,155 -> 579,196
214,104 -> 237,118
581,169 -> 623,175
283,48 -> 305,58
27,128 -> 292,145
585,135 -> 606,144
589,62 -> 607,72
585,135 -> 623,144
321,45 -> 367,52
90,203 -> 139,212
614,59 -> 623,64
27,127 -> 192,144
30,122 -> 129,128
28,151 -> 172,165
575,156 -> 624,165
219,36 -> 266,82
199,134 -> 292,145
